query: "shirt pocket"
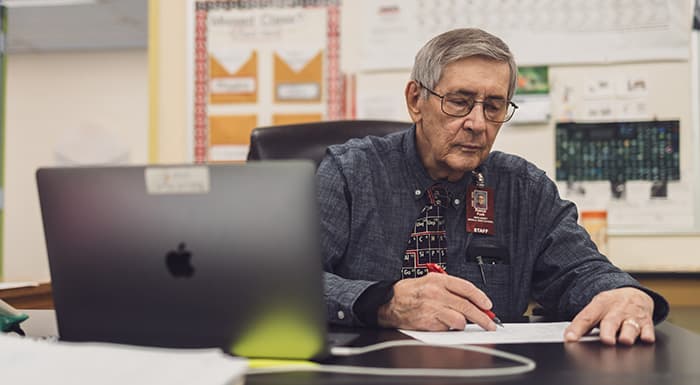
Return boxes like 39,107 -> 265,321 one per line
461,262 -> 519,322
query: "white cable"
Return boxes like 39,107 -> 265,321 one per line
247,340 -> 536,378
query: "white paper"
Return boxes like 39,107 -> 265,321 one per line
0,281 -> 39,290
360,0 -> 688,70
0,333 -> 248,385
510,94 -> 551,124
145,166 -> 211,195
400,322 -> 600,345
584,76 -> 617,99
208,145 -> 249,162
275,47 -> 320,73
361,0 -> 420,71
210,49 -> 254,75
54,123 -> 130,166
558,178 -> 696,233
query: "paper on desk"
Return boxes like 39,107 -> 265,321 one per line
0,281 -> 39,290
401,322 -> 600,345
0,333 -> 247,385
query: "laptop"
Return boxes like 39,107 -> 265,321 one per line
36,161 -> 332,360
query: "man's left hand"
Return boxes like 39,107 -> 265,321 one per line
564,287 -> 655,345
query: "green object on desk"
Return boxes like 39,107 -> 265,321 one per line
0,312 -> 28,333
248,359 -> 319,369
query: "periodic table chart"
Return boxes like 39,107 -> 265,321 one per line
555,120 -> 680,183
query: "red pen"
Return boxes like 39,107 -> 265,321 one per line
425,262 -> 504,328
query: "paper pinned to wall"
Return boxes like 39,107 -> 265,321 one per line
359,0 -> 689,71
189,2 -> 339,163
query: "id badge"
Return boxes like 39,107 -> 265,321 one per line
466,185 -> 495,235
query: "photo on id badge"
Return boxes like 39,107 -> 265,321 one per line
474,190 -> 488,211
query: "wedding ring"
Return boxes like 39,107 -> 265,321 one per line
623,318 -> 641,330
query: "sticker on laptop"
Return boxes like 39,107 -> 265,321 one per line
145,166 -> 210,194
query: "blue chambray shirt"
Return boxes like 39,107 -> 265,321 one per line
317,125 -> 668,326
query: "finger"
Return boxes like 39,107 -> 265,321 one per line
565,301 -> 605,342
434,308 -> 468,331
416,273 -> 496,330
598,317 -> 623,345
639,322 -> 656,343
442,291 -> 496,331
617,319 -> 640,346
441,275 -> 493,310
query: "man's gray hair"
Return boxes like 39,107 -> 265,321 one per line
410,28 -> 517,100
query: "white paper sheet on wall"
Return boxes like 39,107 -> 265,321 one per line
360,0 -> 689,70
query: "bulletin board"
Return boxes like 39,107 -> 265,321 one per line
343,0 -> 700,237
185,0 -> 343,163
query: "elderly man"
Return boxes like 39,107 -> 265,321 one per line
317,28 -> 667,345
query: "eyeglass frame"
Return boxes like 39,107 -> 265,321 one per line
417,82 -> 518,123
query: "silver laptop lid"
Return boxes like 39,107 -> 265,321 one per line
36,161 -> 327,360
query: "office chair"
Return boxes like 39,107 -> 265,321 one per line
246,120 -> 412,167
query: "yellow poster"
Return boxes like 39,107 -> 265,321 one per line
273,49 -> 323,103
208,114 -> 257,161
209,50 -> 258,104
272,114 -> 322,126
192,4 -> 339,162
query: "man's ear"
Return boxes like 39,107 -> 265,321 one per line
405,81 -> 423,123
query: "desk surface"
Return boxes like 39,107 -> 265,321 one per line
19,310 -> 700,385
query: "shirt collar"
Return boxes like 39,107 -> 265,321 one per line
403,124 -> 491,202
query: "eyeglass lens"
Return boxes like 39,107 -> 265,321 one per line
442,94 -> 515,122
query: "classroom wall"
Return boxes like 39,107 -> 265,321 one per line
344,68 -> 700,272
157,1 -> 700,272
3,50 -> 148,281
153,1 -> 188,164
3,0 -> 699,282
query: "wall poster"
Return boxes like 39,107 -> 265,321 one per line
360,0 -> 689,70
187,0 -> 342,162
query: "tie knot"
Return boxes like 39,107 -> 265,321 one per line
427,184 -> 449,207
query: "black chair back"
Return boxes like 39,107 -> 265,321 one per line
247,120 -> 411,167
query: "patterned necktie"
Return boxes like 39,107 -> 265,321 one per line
401,184 -> 449,279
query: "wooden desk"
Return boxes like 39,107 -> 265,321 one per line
633,273 -> 700,306
4,275 -> 696,308
16,310 -> 700,385
0,282 -> 53,309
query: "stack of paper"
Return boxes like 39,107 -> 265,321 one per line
0,333 -> 247,385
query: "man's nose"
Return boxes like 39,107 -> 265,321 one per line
462,103 -> 487,133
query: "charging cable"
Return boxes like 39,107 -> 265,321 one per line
247,340 -> 536,378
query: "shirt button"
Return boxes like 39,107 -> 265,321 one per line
454,198 -> 461,205
414,189 -> 421,197
337,310 -> 345,320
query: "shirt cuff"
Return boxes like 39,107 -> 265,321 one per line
352,280 -> 397,327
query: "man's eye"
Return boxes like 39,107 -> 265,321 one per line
446,98 -> 470,108
484,100 -> 505,111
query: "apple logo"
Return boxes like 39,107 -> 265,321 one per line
165,242 -> 195,277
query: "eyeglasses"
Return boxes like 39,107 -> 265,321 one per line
419,82 -> 518,123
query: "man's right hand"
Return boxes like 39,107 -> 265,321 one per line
376,272 -> 497,331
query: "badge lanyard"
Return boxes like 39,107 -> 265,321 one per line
466,170 -> 496,235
